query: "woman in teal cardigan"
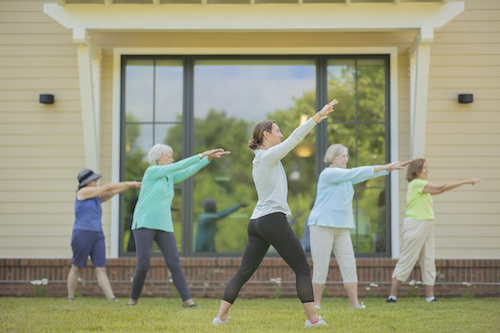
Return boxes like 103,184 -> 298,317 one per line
127,144 -> 230,307
308,144 -> 409,309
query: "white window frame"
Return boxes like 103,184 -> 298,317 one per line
110,46 -> 400,258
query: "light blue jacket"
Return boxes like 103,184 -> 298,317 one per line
308,166 -> 388,229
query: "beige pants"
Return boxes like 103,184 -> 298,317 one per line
310,225 -> 358,284
392,218 -> 436,286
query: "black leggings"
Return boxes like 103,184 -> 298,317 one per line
130,228 -> 191,301
222,212 -> 314,304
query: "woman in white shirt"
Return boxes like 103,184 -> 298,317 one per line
212,99 -> 338,328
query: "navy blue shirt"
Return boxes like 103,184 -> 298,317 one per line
73,196 -> 103,232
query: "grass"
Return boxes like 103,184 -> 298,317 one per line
1,297 -> 499,332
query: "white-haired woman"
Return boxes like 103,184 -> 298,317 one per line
308,144 -> 410,309
127,144 -> 230,307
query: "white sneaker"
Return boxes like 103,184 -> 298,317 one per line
304,315 -> 328,328
212,317 -> 228,325
315,305 -> 321,310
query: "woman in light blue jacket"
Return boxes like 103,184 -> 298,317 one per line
308,144 -> 409,309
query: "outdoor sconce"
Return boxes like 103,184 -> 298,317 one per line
458,94 -> 473,104
39,94 -> 55,104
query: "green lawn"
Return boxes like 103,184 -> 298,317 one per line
1,297 -> 499,332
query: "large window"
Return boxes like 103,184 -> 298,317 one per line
120,55 -> 390,257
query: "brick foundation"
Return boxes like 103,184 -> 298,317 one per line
1,258 -> 499,298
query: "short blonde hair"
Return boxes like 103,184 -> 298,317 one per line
148,144 -> 173,165
323,144 -> 348,164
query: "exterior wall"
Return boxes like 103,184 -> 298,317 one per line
1,257 -> 499,298
0,0 -> 114,258
0,0 -> 498,260
424,0 -> 500,258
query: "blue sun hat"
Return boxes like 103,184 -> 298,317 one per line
77,169 -> 102,189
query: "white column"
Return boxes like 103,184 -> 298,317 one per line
409,26 -> 433,160
73,27 -> 101,172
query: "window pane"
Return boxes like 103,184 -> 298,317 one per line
123,123 -> 151,253
125,59 -> 154,122
193,59 -> 316,254
326,123 -> 356,156
122,57 -> 184,255
352,187 -> 386,254
357,59 -> 386,122
155,60 -> 183,123
358,123 -> 386,187
327,59 -> 355,122
156,124 -> 183,159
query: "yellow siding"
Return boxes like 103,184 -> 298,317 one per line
0,0 -> 113,258
423,0 -> 500,258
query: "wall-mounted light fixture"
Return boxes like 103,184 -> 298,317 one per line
458,94 -> 473,104
39,94 -> 55,104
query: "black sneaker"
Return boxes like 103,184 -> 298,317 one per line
386,297 -> 397,303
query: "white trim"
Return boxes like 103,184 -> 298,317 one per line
409,28 -> 433,159
389,51 -> 400,259
73,28 -> 101,172
110,50 -> 122,258
110,46 -> 399,257
44,2 -> 465,32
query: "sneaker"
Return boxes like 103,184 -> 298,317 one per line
360,302 -> 366,309
212,318 -> 228,326
315,305 -> 321,310
386,297 -> 397,303
304,315 -> 328,328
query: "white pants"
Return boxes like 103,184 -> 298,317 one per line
310,225 -> 357,284
392,218 -> 436,286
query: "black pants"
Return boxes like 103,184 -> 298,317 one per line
223,212 -> 314,304
130,228 -> 191,301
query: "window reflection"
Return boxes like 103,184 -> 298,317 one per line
327,57 -> 388,256
123,59 -> 184,254
193,59 -> 316,254
121,55 -> 390,257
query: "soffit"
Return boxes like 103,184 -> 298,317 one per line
45,2 -> 464,32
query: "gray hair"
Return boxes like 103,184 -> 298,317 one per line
148,143 -> 173,165
323,144 -> 348,164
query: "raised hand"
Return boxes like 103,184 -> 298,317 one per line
315,99 -> 339,123
384,160 -> 412,172
201,148 -> 231,160
467,178 -> 482,185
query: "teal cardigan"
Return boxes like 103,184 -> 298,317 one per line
132,155 -> 210,232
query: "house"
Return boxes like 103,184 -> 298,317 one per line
0,0 -> 498,298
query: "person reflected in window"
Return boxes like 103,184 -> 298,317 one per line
300,200 -> 316,253
308,144 -> 410,309
386,158 -> 481,303
213,99 -> 338,328
68,169 -> 141,302
127,144 -> 230,307
195,198 -> 248,252
373,190 -> 387,253
126,195 -> 139,252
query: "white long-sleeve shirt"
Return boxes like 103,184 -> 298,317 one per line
250,118 -> 317,219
